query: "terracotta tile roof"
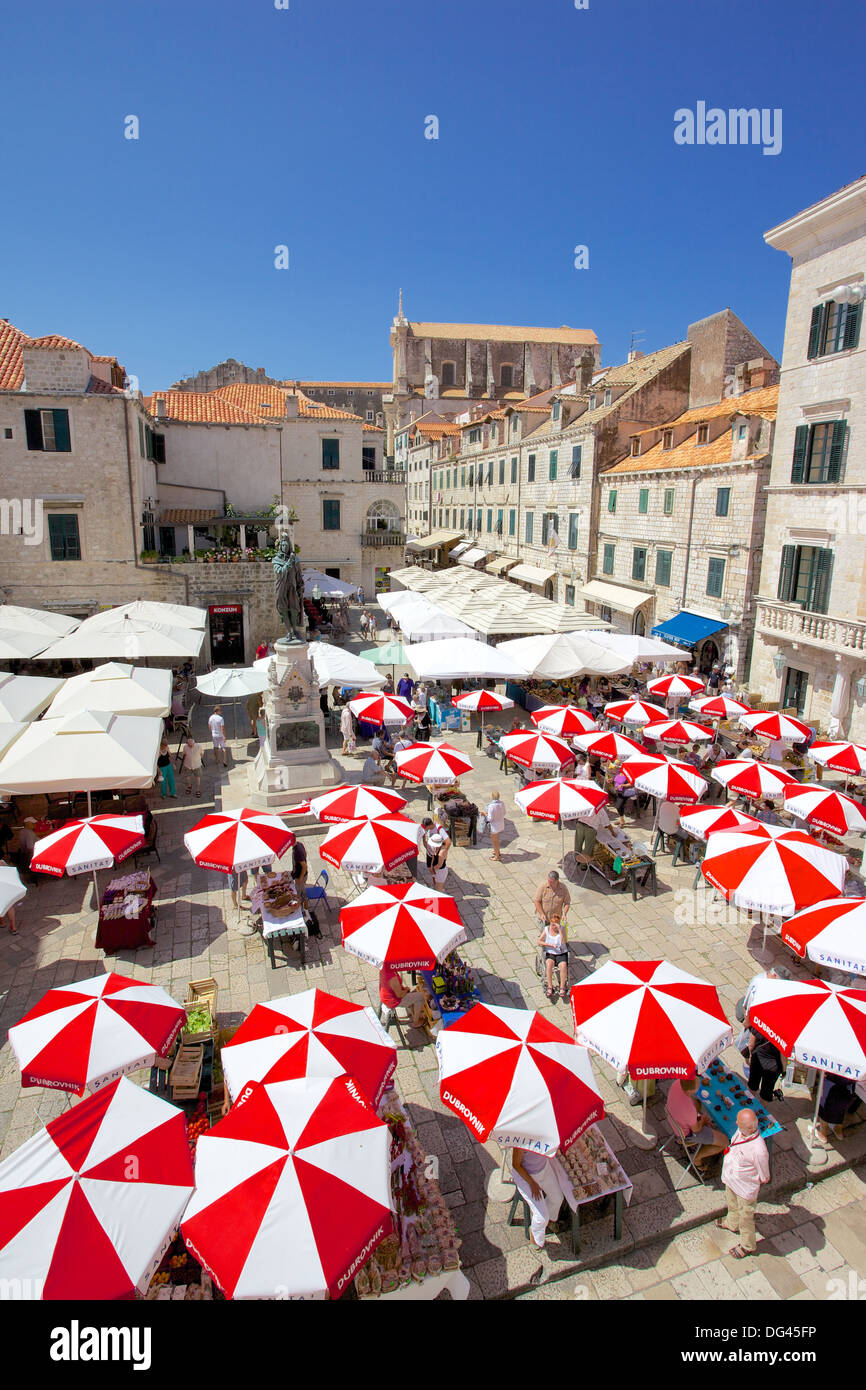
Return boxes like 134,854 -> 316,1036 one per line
91,354 -> 120,365
362,423 -> 383,432
662,384 -> 779,427
215,383 -> 367,423
407,322 -> 598,345
458,408 -> 507,432
533,342 -> 691,442
412,420 -> 461,439
0,320 -> 29,390
605,432 -> 767,475
146,390 -> 261,424
28,334 -> 90,352
159,508 -> 222,525
291,380 -> 391,389
86,376 -> 124,395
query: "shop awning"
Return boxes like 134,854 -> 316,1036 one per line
450,541 -> 472,558
458,547 -> 488,567
486,556 -> 518,575
651,611 -> 727,650
508,564 -> 555,588
405,529 -> 463,552
579,580 -> 651,615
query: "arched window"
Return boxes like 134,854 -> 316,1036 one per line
632,609 -> 646,636
366,499 -> 401,533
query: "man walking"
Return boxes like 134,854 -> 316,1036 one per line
181,736 -> 203,796
716,1108 -> 770,1258
534,870 -> 571,925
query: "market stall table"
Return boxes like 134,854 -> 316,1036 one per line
95,871 -> 156,952
250,876 -> 308,967
554,1124 -> 632,1255
419,958 -> 482,1028
699,1058 -> 783,1175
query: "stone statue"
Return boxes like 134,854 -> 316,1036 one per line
272,533 -> 305,642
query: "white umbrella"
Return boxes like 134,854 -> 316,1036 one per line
45,663 -> 172,719
0,630 -> 51,660
497,633 -> 630,679
405,638 -> 529,681
589,632 -> 685,663
36,616 -> 205,661
0,723 -> 27,759
399,602 -> 476,643
377,591 -> 423,615
0,864 -> 26,918
302,568 -> 356,599
0,710 -> 162,797
252,644 -> 386,690
197,667 -> 269,739
80,600 -> 207,630
0,672 -> 63,722
0,605 -> 79,638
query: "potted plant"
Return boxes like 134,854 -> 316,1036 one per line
140,549 -> 159,564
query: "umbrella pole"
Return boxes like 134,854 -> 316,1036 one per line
809,1069 -> 824,1157
86,790 -> 99,911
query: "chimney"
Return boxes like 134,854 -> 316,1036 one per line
155,396 -> 167,420
744,356 -> 777,390
627,349 -> 645,364
284,391 -> 298,420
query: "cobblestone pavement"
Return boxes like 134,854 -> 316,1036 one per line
1,617 -> 865,1300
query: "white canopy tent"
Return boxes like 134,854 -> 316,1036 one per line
35,616 -> 206,662
497,633 -> 633,680
45,663 -> 172,720
589,632 -> 686,663
0,672 -> 64,722
254,643 -> 385,690
0,606 -> 80,638
0,710 -> 163,797
396,600 -> 477,643
302,569 -> 357,599
405,638 -> 530,681
81,601 -> 207,630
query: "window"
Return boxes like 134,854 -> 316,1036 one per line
706,556 -> 726,598
468,467 -> 474,488
511,414 -> 518,434
366,410 -> 374,422
738,425 -> 747,441
715,487 -> 731,516
476,508 -> 482,531
638,489 -> 649,515
607,490 -> 617,513
24,408 -> 71,452
663,488 -> 674,515
527,453 -> 536,482
486,509 -> 493,533
565,584 -> 575,606
630,436 -> 641,457
496,509 -> 503,536
567,512 -> 579,550
487,462 -> 493,488
552,401 -> 561,421
777,544 -> 834,613
461,467 -> 465,488
602,543 -> 615,575
490,425 -> 498,445
632,546 -> 647,582
549,450 -> 558,481
326,389 -> 335,397
655,549 -> 672,586
589,394 -> 596,411
141,509 -> 156,552
604,389 -> 611,407
500,364 -> 513,389
459,509 -> 465,527
469,428 -> 480,444
499,458 -> 505,485
808,299 -> 862,359
47,513 -> 80,560
446,470 -> 451,489
440,361 -> 456,388
322,500 -> 341,530
322,438 -> 340,469
570,445 -> 581,480
662,429 -> 673,450
541,512 -> 557,546
509,508 -> 516,536
362,446 -> 376,471
783,667 -> 809,717
439,509 -> 443,526
510,456 -> 517,483
150,431 -> 165,463
791,422 -> 847,484
444,509 -> 450,527
525,512 -> 534,544
696,423 -> 709,446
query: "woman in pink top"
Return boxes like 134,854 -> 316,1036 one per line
666,1078 -> 726,1172
378,966 -> 425,1028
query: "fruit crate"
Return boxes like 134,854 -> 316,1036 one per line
186,977 -> 219,1019
181,1001 -> 216,1044
169,1043 -> 204,1102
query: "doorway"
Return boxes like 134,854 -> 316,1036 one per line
208,604 -> 245,665
783,667 -> 809,716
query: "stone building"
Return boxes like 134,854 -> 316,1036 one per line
398,413 -> 462,536
749,176 -> 866,736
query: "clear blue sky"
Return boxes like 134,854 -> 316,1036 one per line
2,0 -> 864,391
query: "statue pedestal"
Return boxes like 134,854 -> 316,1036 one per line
248,639 -> 341,810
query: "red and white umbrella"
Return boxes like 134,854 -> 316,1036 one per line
220,989 -> 397,1106
781,898 -> 866,977
530,705 -> 598,738
184,807 -> 295,873
689,694 -> 753,720
451,689 -> 515,713
181,1074 -> 393,1299
394,740 -> 473,785
646,675 -> 705,699
701,824 -> 846,916
348,691 -> 414,727
678,805 -> 762,842
573,729 -> 644,762
499,728 -> 575,772
30,814 -> 145,877
0,1077 -> 194,1299
620,754 -> 707,804
309,783 -> 407,823
604,698 -> 668,727
784,785 -> 866,838
642,718 -> 715,746
515,778 -> 608,823
319,814 -> 422,873
284,800 -> 312,816
740,710 -> 812,743
340,881 -> 466,970
8,973 -> 185,1096
808,741 -> 866,778
711,758 -> 798,801
436,1003 -> 604,1154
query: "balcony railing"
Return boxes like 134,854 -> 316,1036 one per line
360,530 -> 406,548
363,469 -> 406,485
755,600 -> 866,652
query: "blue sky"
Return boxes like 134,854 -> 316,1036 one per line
2,0 -> 864,391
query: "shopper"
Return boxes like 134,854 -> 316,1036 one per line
157,739 -> 177,799
537,912 -> 568,1000
533,870 -> 571,924
181,736 -> 203,796
486,790 -> 506,862
716,1109 -> 770,1258
208,706 -> 228,766
421,817 -> 451,885
340,703 -> 355,754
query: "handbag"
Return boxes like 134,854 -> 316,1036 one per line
432,865 -> 449,886
477,813 -> 488,835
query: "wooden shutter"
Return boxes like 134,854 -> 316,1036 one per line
807,303 -> 826,359
791,425 -> 809,483
812,549 -> 834,615
51,410 -> 71,452
24,410 -> 43,450
827,421 -> 846,482
843,303 -> 862,351
152,432 -> 165,464
777,544 -> 796,602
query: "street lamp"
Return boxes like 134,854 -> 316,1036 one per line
772,650 -> 786,677
856,674 -> 866,702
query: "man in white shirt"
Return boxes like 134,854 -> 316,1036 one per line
181,737 -> 203,795
656,799 -> 684,852
208,707 -> 227,766
485,790 -> 506,862
717,1109 -> 770,1257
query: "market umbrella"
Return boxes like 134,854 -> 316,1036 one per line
35,616 -> 205,662
620,754 -> 708,804
319,814 -> 423,874
0,672 -> 63,722
0,604 -> 79,639
348,692 -> 414,728
451,687 -> 515,746
398,602 -> 476,643
181,1074 -> 393,1299
0,864 -> 26,918
8,973 -> 185,1095
807,741 -> 866,779
220,989 -> 397,1106
783,785 -> 866,838
515,777 -> 608,862
302,569 -> 357,599
30,813 -> 146,909
437,1003 -> 604,1153
641,719 -> 715,747
604,699 -> 669,727
340,881 -> 466,970
0,630 -> 52,660
573,729 -> 645,762
496,633 -> 631,680
360,640 -> 410,680
254,643 -> 386,690
405,637 -> 529,681
44,662 -> 171,720
0,723 -> 27,759
499,728 -> 575,773
80,600 -> 207,630
678,805 -> 762,842
196,667 -> 269,740
184,807 -> 295,873
530,705 -> 598,738
701,824 -> 846,916
747,975 -> 866,1153
781,898 -> 866,977
394,740 -> 473,786
588,632 -> 685,663
570,959 -> 732,1138
740,710 -> 812,743
711,758 -> 799,801
646,675 -> 705,699
0,1076 -> 194,1300
309,783 -> 407,823
689,695 -> 754,721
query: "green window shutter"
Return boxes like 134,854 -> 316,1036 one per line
843,302 -> 862,351
608,490 -> 617,513
791,425 -> 809,483
49,410 -> 70,452
638,489 -> 648,514
549,450 -> 558,481
827,421 -> 847,482
812,549 -> 834,615
24,409 -> 43,450
525,512 -> 533,543
664,488 -> 674,514
511,457 -> 517,483
602,543 -> 615,575
777,544 -> 796,602
527,454 -> 536,482
807,303 -> 826,359
499,459 -> 505,484
509,509 -> 516,536
655,550 -> 672,586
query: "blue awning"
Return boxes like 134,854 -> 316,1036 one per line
650,611 -> 727,650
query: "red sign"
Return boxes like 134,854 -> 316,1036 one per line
209,605 -> 242,616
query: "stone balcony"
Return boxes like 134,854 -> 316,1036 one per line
359,530 -> 405,549
363,469 -> 405,485
755,599 -> 866,652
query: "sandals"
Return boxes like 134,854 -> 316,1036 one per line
730,1245 -> 756,1259
544,985 -> 553,999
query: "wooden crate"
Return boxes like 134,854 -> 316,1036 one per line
169,1044 -> 203,1102
181,1001 -> 216,1044
186,977 -> 219,1018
